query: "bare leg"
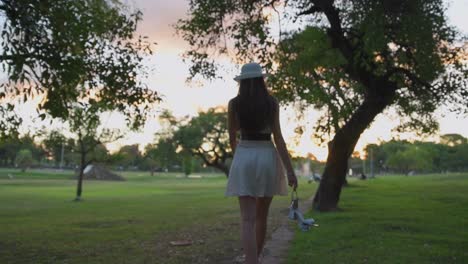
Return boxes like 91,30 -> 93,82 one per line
256,196 -> 273,256
239,196 -> 258,264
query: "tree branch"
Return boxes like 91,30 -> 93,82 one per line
296,5 -> 322,17
0,53 -> 47,62
194,150 -> 212,166
311,1 -> 371,85
210,144 -> 221,161
313,1 -> 353,59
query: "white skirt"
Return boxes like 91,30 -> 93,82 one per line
225,140 -> 288,197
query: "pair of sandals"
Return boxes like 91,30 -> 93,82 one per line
288,191 -> 317,231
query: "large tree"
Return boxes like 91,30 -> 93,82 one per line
160,107 -> 232,177
0,132 -> 45,166
40,129 -> 67,167
177,0 -> 468,211
15,149 -> 34,172
171,108 -> 232,177
0,0 -> 160,132
116,144 -> 143,170
144,138 -> 180,175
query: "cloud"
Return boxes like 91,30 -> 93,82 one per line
132,0 -> 190,52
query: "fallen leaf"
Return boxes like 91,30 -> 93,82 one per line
170,240 -> 193,246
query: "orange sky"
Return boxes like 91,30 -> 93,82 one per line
4,0 -> 468,161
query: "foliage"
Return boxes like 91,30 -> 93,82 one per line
65,103 -> 122,200
40,129 -> 67,166
177,0 -> 467,137
168,107 -> 232,176
363,134 -> 468,174
0,104 -> 22,138
14,148 -> 34,171
143,138 -> 180,172
0,133 -> 45,166
0,135 -> 18,166
177,0 -> 468,210
67,103 -> 121,167
182,154 -> 193,176
0,0 -> 161,131
386,146 -> 434,173
116,144 -> 142,169
440,133 -> 468,146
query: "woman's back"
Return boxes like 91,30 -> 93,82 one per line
232,77 -> 276,133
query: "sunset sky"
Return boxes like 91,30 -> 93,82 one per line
7,0 -> 468,161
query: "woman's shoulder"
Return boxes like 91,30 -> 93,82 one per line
228,96 -> 239,111
228,96 -> 238,103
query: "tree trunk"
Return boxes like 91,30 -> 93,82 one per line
313,81 -> 396,211
343,177 -> 348,186
206,162 -> 229,177
75,146 -> 86,201
215,163 -> 229,178
196,151 -> 231,177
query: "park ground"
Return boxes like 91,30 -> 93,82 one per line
0,170 -> 467,263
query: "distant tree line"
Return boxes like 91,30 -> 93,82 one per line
359,134 -> 468,175
0,107 -> 231,175
2,123 -> 466,176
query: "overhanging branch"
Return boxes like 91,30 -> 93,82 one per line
296,5 -> 322,17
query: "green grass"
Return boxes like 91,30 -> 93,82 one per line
2,170 -> 467,263
288,173 -> 468,264
0,168 -> 315,264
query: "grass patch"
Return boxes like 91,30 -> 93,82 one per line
0,168 -> 316,263
2,169 -> 467,263
288,173 -> 468,264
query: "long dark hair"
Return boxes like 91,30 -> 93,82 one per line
233,77 -> 275,131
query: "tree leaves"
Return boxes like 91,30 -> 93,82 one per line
162,107 -> 232,175
177,0 -> 467,138
0,0 -> 161,132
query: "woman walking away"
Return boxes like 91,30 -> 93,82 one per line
225,62 -> 298,264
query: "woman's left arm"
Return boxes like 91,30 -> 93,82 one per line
227,99 -> 239,153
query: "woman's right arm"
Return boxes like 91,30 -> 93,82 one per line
228,99 -> 239,153
272,99 -> 298,190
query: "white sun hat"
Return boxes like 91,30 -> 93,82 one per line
233,62 -> 269,81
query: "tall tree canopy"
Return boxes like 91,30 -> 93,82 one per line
0,0 -> 160,131
177,0 -> 468,210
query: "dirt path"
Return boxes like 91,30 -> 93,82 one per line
260,196 -> 314,264
218,196 -> 314,264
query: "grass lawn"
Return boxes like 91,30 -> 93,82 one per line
1,170 -> 467,263
288,173 -> 468,264
0,169 -> 315,263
